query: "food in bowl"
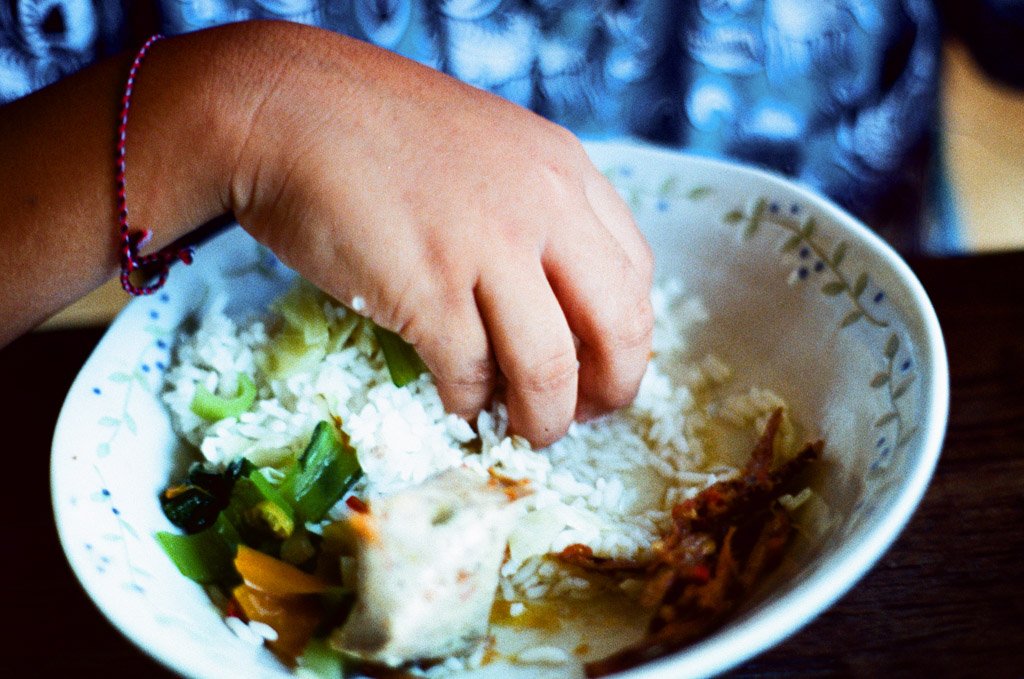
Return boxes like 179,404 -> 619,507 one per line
155,278 -> 827,676
51,143 -> 948,679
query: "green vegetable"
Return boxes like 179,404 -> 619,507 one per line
160,485 -> 222,534
224,470 -> 297,542
372,325 -> 428,387
280,526 -> 317,566
190,374 -> 257,421
265,328 -> 327,378
264,281 -> 331,378
160,459 -> 250,534
298,640 -> 344,679
326,309 -> 362,354
281,421 -> 362,522
249,501 -> 294,540
156,514 -> 241,585
273,280 -> 330,346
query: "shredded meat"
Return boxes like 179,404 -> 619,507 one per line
557,544 -> 648,573
557,409 -> 823,677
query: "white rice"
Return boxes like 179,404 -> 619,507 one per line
515,646 -> 571,665
225,615 -> 264,647
162,279 -> 794,609
248,620 -> 280,643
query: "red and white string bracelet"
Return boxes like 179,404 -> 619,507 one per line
116,34 -> 194,296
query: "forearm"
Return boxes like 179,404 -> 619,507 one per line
0,25 -> 262,345
0,19 -> 654,445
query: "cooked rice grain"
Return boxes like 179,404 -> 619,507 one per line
163,279 -> 796,607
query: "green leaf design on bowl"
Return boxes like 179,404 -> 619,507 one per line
722,197 -> 888,330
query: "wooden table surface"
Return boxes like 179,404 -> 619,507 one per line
5,250 -> 1023,677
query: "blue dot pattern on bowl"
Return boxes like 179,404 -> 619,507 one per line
63,161 -> 927,673
81,296 -> 179,594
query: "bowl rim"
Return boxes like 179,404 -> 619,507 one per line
50,141 -> 950,679
585,141 -> 950,679
50,342 -> 212,678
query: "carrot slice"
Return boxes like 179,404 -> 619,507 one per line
235,545 -> 331,596
232,584 -> 321,664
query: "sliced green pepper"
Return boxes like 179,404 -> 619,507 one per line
372,325 -> 428,387
224,471 -> 297,542
156,513 -> 241,585
281,421 -> 362,522
190,374 -> 257,421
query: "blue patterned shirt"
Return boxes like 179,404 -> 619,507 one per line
1,1 -> 957,252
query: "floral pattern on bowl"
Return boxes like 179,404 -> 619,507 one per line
51,140 -> 948,679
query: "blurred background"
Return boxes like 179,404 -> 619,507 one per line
0,1 -> 1019,328
46,36 -> 1024,329
4,5 -> 1019,677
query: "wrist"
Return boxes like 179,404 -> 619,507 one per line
120,25 -> 267,252
215,21 -> 373,242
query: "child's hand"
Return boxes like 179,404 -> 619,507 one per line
228,22 -> 654,447
0,19 -> 653,447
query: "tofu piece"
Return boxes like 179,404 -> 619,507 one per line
332,467 -> 524,666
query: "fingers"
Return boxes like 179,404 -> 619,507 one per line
477,259 -> 578,448
544,206 -> 654,423
402,289 -> 496,422
412,162 -> 652,444
583,170 -> 655,290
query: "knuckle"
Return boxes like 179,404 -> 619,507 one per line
368,277 -> 420,338
536,158 -> 577,197
614,303 -> 655,356
607,299 -> 655,355
543,120 -> 581,150
377,278 -> 466,348
438,354 -> 495,391
589,306 -> 653,409
534,126 -> 585,185
516,347 -> 578,397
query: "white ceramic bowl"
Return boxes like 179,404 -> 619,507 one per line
51,140 -> 949,679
